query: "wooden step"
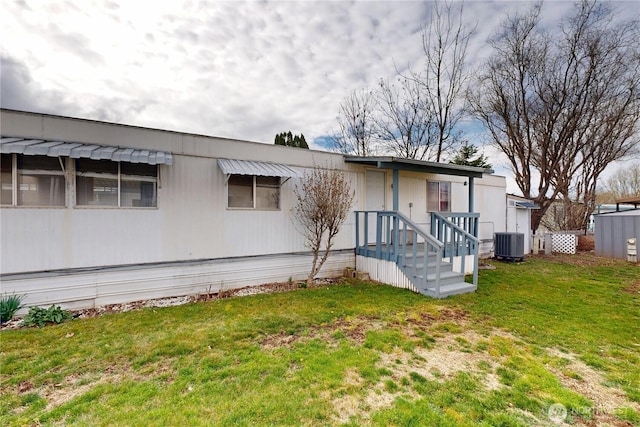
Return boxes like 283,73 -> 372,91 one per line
417,270 -> 465,286
423,281 -> 477,298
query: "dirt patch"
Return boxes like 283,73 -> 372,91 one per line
623,281 -> 640,295
575,413 -> 636,427
330,327 -> 513,424
547,348 -> 640,421
380,329 -> 503,390
260,316 -> 382,349
531,252 -> 632,267
577,235 -> 595,252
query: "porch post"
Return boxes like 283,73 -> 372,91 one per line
468,177 -> 475,213
392,168 -> 399,211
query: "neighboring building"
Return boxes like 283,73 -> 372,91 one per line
0,109 -> 507,309
505,194 -> 539,254
589,203 -> 637,232
594,209 -> 640,260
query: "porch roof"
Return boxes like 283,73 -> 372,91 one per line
344,156 -> 486,178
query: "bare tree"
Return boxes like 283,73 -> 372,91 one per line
375,76 -> 439,160
293,166 -> 354,284
599,163 -> 640,203
332,88 -> 377,156
415,0 -> 475,162
469,0 -> 640,231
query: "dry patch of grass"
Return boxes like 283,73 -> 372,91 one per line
547,348 -> 640,426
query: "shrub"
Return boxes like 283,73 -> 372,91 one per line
22,305 -> 72,327
0,293 -> 25,323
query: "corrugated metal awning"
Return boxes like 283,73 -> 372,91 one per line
515,201 -> 539,209
217,158 -> 301,178
0,137 -> 173,165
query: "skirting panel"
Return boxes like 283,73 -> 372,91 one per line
356,255 -> 419,293
3,251 -> 355,312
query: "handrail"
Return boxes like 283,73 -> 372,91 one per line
355,210 -> 479,298
430,212 -> 479,287
355,210 -> 445,296
435,212 -> 479,239
431,213 -> 480,244
393,211 -> 444,249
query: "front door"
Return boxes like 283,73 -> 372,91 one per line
366,170 -> 386,243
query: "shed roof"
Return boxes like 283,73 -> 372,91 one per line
0,136 -> 173,165
596,209 -> 640,217
616,196 -> 640,205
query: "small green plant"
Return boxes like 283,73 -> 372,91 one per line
0,293 -> 25,323
22,305 -> 72,327
299,282 -> 307,289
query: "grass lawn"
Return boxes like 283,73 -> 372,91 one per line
1,253 -> 639,426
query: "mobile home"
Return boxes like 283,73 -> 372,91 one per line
0,109 -> 507,309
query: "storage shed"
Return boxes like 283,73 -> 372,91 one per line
594,209 -> 640,260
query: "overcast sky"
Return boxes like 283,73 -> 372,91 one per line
1,0 -> 638,192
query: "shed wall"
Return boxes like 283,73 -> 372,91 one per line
595,212 -> 640,260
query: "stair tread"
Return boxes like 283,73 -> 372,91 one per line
424,282 -> 477,298
412,270 -> 464,281
424,281 -> 475,292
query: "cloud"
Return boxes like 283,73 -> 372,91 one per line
0,54 -> 71,114
1,0 -> 633,157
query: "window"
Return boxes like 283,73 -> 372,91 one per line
76,159 -> 157,207
1,154 -> 65,206
228,175 -> 280,209
427,181 -> 450,212
1,154 -> 12,205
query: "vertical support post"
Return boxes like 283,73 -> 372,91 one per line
392,214 -> 399,263
473,242 -> 479,287
468,177 -> 475,213
392,168 -> 399,211
355,212 -> 360,254
376,213 -> 382,259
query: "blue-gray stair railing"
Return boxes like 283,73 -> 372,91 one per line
355,210 -> 481,297
430,212 -> 480,287
355,210 -> 445,294
433,212 -> 479,239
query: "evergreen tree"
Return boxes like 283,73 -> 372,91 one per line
274,131 -> 309,149
450,143 -> 491,168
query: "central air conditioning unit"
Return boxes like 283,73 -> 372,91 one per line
494,232 -> 525,261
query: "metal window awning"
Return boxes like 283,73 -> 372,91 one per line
515,201 -> 540,209
0,137 -> 173,165
217,158 -> 301,178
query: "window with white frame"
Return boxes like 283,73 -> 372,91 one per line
228,175 -> 280,209
0,154 -> 66,206
76,159 -> 157,207
427,180 -> 450,212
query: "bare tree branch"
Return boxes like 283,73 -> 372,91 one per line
374,76 -> 439,160
469,0 -> 640,231
331,88 -> 377,156
293,166 -> 354,283
416,0 -> 476,161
